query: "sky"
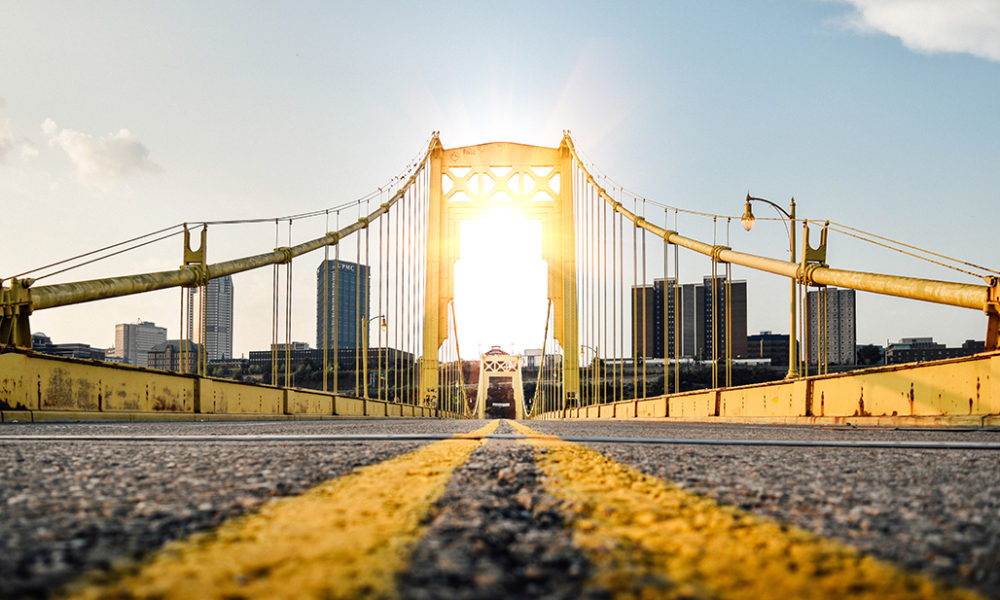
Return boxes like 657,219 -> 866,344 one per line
1,0 -> 998,358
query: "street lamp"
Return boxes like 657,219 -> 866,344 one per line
579,344 -> 600,405
742,193 -> 798,378
362,315 -> 388,399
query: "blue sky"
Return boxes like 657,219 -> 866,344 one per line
1,1 -> 998,356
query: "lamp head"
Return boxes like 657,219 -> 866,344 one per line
741,195 -> 756,231
379,316 -> 388,331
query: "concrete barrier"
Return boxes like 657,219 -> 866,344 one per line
536,352 -> 1000,426
0,349 -> 451,422
286,389 -> 334,416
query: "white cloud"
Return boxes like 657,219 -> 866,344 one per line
841,0 -> 1000,62
0,98 -> 15,162
42,118 -> 161,184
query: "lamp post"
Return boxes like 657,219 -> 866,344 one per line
362,315 -> 387,399
742,193 -> 798,378
579,344 -> 600,405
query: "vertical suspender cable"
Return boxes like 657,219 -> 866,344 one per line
583,180 -> 604,404
394,192 -> 401,402
800,279 -> 808,377
611,199 -> 617,404
355,200 -> 361,397
618,194 -> 625,404
179,287 -> 186,373
725,218 -> 733,388
271,219 -> 279,386
631,195 -> 638,401
323,211 -> 329,393
673,210 -> 680,394
379,194 -> 385,401
826,287 -> 831,374
663,207 -> 669,397
589,169 -> 597,406
333,211 -> 340,394
285,220 -> 292,388
601,181 -> 608,405
641,199 -> 647,399
711,217 -> 718,390
405,184 -> 412,404
364,197 -> 371,398
421,167 -> 428,407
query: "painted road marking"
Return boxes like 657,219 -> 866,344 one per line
61,420 -> 500,600
510,421 -> 981,599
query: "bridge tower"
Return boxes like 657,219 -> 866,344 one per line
421,135 -> 579,412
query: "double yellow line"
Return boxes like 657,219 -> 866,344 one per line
510,421 -> 980,600
62,421 -> 499,600
62,420 -> 980,599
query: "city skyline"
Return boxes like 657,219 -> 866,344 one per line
1,2 -> 997,356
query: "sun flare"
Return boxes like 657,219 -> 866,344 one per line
453,208 -> 547,357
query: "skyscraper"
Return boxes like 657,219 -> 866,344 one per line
316,259 -> 370,349
807,287 -> 856,365
113,320 -> 167,367
186,275 -> 234,361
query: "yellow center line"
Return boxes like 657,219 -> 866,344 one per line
61,420 -> 500,600
509,420 -> 981,600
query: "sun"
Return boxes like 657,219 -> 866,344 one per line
453,207 -> 547,357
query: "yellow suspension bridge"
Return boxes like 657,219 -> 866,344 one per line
1,133 -> 997,425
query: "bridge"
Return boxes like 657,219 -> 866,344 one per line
2,132 -> 998,424
2,134 -> 1000,598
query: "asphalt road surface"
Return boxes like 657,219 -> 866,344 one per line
1,418 -> 997,599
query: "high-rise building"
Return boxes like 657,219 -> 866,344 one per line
807,287 -> 856,365
112,320 -> 167,367
680,280 -> 703,358
316,259 -> 370,349
631,276 -> 746,361
632,278 -> 679,359
187,275 -> 234,361
701,276 -> 748,361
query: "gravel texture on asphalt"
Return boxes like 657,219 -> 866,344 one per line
0,419 -> 460,599
529,420 -> 1000,599
399,421 -> 600,600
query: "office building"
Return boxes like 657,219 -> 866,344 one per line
148,340 -> 200,374
112,320 -> 167,367
807,288 -> 856,365
747,331 -> 790,366
186,275 -> 234,361
31,332 -> 106,361
316,259 -> 370,349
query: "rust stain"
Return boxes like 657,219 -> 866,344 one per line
855,387 -> 870,417
909,383 -> 915,416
